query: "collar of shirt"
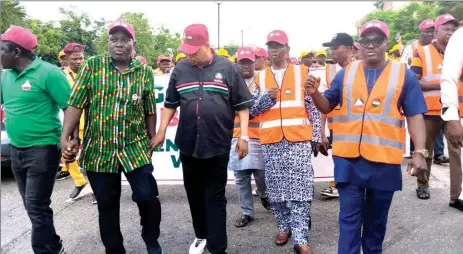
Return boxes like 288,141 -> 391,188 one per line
109,55 -> 143,73
12,57 -> 40,79
432,42 -> 445,55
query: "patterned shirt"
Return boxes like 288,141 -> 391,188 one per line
68,54 -> 157,173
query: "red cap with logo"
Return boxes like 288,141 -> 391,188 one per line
157,55 -> 172,64
419,19 -> 435,31
290,57 -> 298,64
353,42 -> 361,50
136,56 -> 147,65
63,43 -> 85,55
266,30 -> 289,45
178,24 -> 209,55
360,20 -> 390,39
434,14 -> 460,29
237,47 -> 255,62
109,19 -> 136,41
0,25 -> 37,51
255,47 -> 268,58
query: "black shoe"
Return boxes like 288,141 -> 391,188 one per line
92,194 -> 97,204
55,171 -> 70,181
449,199 -> 463,211
433,155 -> 450,165
261,197 -> 271,210
69,183 -> 87,199
234,215 -> 254,228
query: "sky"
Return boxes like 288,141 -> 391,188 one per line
20,1 -> 409,57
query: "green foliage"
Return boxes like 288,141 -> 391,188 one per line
0,0 -> 26,31
223,44 -> 239,56
435,1 -> 463,19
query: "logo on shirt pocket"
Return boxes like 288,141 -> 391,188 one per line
21,80 -> 32,91
214,72 -> 224,83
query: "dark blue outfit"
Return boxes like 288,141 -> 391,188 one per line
323,63 -> 427,254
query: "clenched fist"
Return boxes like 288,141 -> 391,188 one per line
305,75 -> 321,95
267,87 -> 279,100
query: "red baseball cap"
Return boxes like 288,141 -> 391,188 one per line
255,47 -> 268,58
0,25 -> 37,52
63,43 -> 85,55
419,19 -> 435,31
360,20 -> 389,39
157,55 -> 171,64
178,24 -> 209,55
109,19 -> 136,41
237,47 -> 255,62
434,14 -> 460,29
266,30 -> 289,45
353,42 -> 361,50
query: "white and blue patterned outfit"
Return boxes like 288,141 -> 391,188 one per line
249,67 -> 322,245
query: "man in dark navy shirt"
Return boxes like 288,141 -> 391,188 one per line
152,24 -> 253,254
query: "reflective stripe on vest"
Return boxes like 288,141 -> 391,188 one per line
332,61 -> 406,164
233,116 -> 260,139
420,45 -> 443,116
326,64 -> 341,130
257,64 -> 313,144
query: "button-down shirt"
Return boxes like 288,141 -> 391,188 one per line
164,54 -> 254,159
441,27 -> 463,121
68,55 -> 156,173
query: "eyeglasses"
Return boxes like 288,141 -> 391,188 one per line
359,37 -> 386,48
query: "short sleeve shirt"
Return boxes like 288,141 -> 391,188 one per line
68,55 -> 157,173
164,55 -> 254,159
1,58 -> 71,148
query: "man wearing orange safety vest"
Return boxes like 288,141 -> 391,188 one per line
307,20 -> 428,253
255,47 -> 268,72
249,29 -> 322,254
228,47 -> 270,228
410,14 -> 463,210
311,33 -> 355,198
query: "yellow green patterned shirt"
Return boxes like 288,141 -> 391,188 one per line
68,55 -> 156,173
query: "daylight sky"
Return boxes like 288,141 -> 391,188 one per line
20,1 -> 409,57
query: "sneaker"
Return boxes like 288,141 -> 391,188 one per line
320,187 -> 339,198
261,197 -> 271,210
58,241 -> 66,254
70,183 -> 88,199
189,238 -> 206,254
433,155 -> 450,165
55,171 -> 70,181
92,194 -> 97,204
252,188 -> 259,196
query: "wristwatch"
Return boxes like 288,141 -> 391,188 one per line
413,149 -> 429,158
240,136 -> 250,142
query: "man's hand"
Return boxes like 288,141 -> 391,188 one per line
150,132 -> 166,151
445,120 -> 463,147
60,139 -> 79,163
235,139 -> 249,160
305,75 -> 321,95
315,142 -> 329,156
407,153 -> 427,176
267,87 -> 279,100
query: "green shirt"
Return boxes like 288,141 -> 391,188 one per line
68,55 -> 156,173
1,58 -> 71,148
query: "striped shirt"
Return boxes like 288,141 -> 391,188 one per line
68,55 -> 156,173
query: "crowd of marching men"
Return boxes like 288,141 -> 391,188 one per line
1,11 -> 463,254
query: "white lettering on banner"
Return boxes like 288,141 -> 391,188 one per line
56,74 -> 410,185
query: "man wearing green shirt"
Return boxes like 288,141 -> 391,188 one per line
60,19 -> 162,254
1,25 -> 69,254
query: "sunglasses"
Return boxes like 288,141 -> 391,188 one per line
359,36 -> 386,48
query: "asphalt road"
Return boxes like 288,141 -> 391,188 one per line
1,160 -> 463,254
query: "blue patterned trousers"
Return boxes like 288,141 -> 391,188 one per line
271,201 -> 311,245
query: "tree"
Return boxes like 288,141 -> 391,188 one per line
223,44 -> 239,56
435,1 -> 463,19
25,19 -> 66,64
0,0 -> 26,31
374,1 -> 385,10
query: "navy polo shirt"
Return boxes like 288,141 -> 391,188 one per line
324,63 -> 428,191
164,54 -> 254,159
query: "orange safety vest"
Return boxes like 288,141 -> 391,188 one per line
326,64 -> 340,130
254,64 -> 313,144
332,61 -> 406,165
233,77 -> 260,139
459,80 -> 463,118
416,45 -> 443,116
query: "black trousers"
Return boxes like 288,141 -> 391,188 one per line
87,164 -> 162,254
180,153 -> 229,254
11,145 -> 63,254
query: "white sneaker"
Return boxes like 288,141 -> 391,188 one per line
189,238 -> 206,254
